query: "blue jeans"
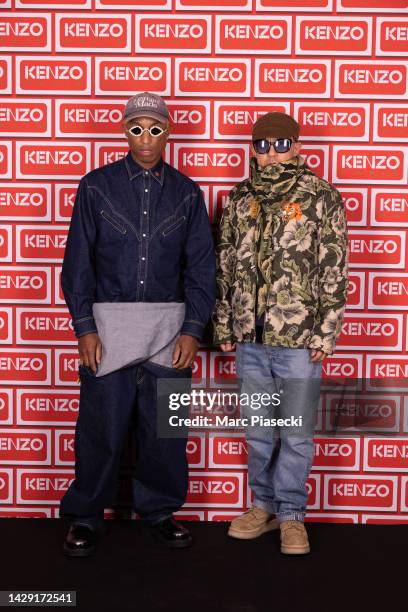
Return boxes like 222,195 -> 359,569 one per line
235,343 -> 322,523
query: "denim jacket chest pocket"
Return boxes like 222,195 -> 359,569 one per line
99,208 -> 127,238
95,208 -> 132,296
162,214 -> 186,237
151,213 -> 187,264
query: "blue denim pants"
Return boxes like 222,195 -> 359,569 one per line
235,343 -> 322,523
59,361 -> 191,529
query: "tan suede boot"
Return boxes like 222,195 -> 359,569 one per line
280,520 -> 310,554
228,507 -> 279,540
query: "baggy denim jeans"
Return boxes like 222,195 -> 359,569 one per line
59,361 -> 191,530
235,343 -> 322,523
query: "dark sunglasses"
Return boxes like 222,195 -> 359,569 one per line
127,125 -> 167,137
252,138 -> 296,154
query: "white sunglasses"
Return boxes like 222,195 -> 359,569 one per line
127,125 -> 168,137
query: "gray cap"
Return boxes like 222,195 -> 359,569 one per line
123,92 -> 169,124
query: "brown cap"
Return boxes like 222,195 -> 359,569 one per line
123,92 -> 169,124
252,112 -> 300,141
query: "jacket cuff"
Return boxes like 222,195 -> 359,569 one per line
180,320 -> 205,341
308,333 -> 336,355
213,332 -> 234,345
73,316 -> 98,338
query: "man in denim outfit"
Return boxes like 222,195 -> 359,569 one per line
60,92 -> 216,556
213,112 -> 348,554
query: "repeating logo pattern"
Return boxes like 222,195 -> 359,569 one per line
1,0 -> 407,524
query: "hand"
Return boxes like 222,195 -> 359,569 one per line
172,335 -> 199,369
78,332 -> 102,374
220,342 -> 236,352
309,349 -> 326,363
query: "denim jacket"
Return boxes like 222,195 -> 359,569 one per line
61,151 -> 216,341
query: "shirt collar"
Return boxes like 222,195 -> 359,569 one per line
124,151 -> 164,185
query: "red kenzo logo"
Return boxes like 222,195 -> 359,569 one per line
0,430 -> 49,463
137,16 -> 210,52
325,476 -> 396,510
366,439 -> 408,470
375,104 -> 408,140
349,231 -> 405,268
18,470 -> 74,503
17,143 -> 90,178
215,102 -> 286,138
334,147 -> 408,184
296,18 -> 370,54
377,19 -> 408,55
295,104 -> 368,140
372,189 -> 408,225
210,434 -> 247,467
217,16 -> 290,53
57,15 -> 130,51
335,61 -> 408,97
256,60 -> 330,97
368,357 -> 408,381
0,101 -> 50,135
174,145 -> 248,181
17,57 -> 90,93
186,473 -> 243,507
167,102 -> 209,138
0,268 -> 50,303
339,315 -> 402,348
370,274 -> 408,308
18,391 -> 79,425
95,144 -> 130,168
96,58 -> 169,94
56,101 -> 124,138
176,59 -> 250,95
323,358 -> 361,379
0,14 -> 50,49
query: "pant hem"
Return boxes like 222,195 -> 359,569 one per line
143,513 -> 174,526
276,513 -> 305,523
252,500 -> 277,515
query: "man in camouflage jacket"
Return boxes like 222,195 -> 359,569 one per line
213,112 -> 349,554
213,138 -> 348,356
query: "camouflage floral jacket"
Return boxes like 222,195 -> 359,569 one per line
212,155 -> 349,355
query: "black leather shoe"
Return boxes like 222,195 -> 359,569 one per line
62,524 -> 98,557
148,517 -> 193,549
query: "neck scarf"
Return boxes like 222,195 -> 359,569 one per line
247,155 -> 306,320
248,154 -> 305,202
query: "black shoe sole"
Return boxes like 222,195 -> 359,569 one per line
62,543 -> 96,557
148,531 -> 193,549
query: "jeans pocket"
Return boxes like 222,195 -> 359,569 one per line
79,364 -> 98,378
144,361 -> 192,379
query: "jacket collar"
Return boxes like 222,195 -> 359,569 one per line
124,151 -> 164,185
